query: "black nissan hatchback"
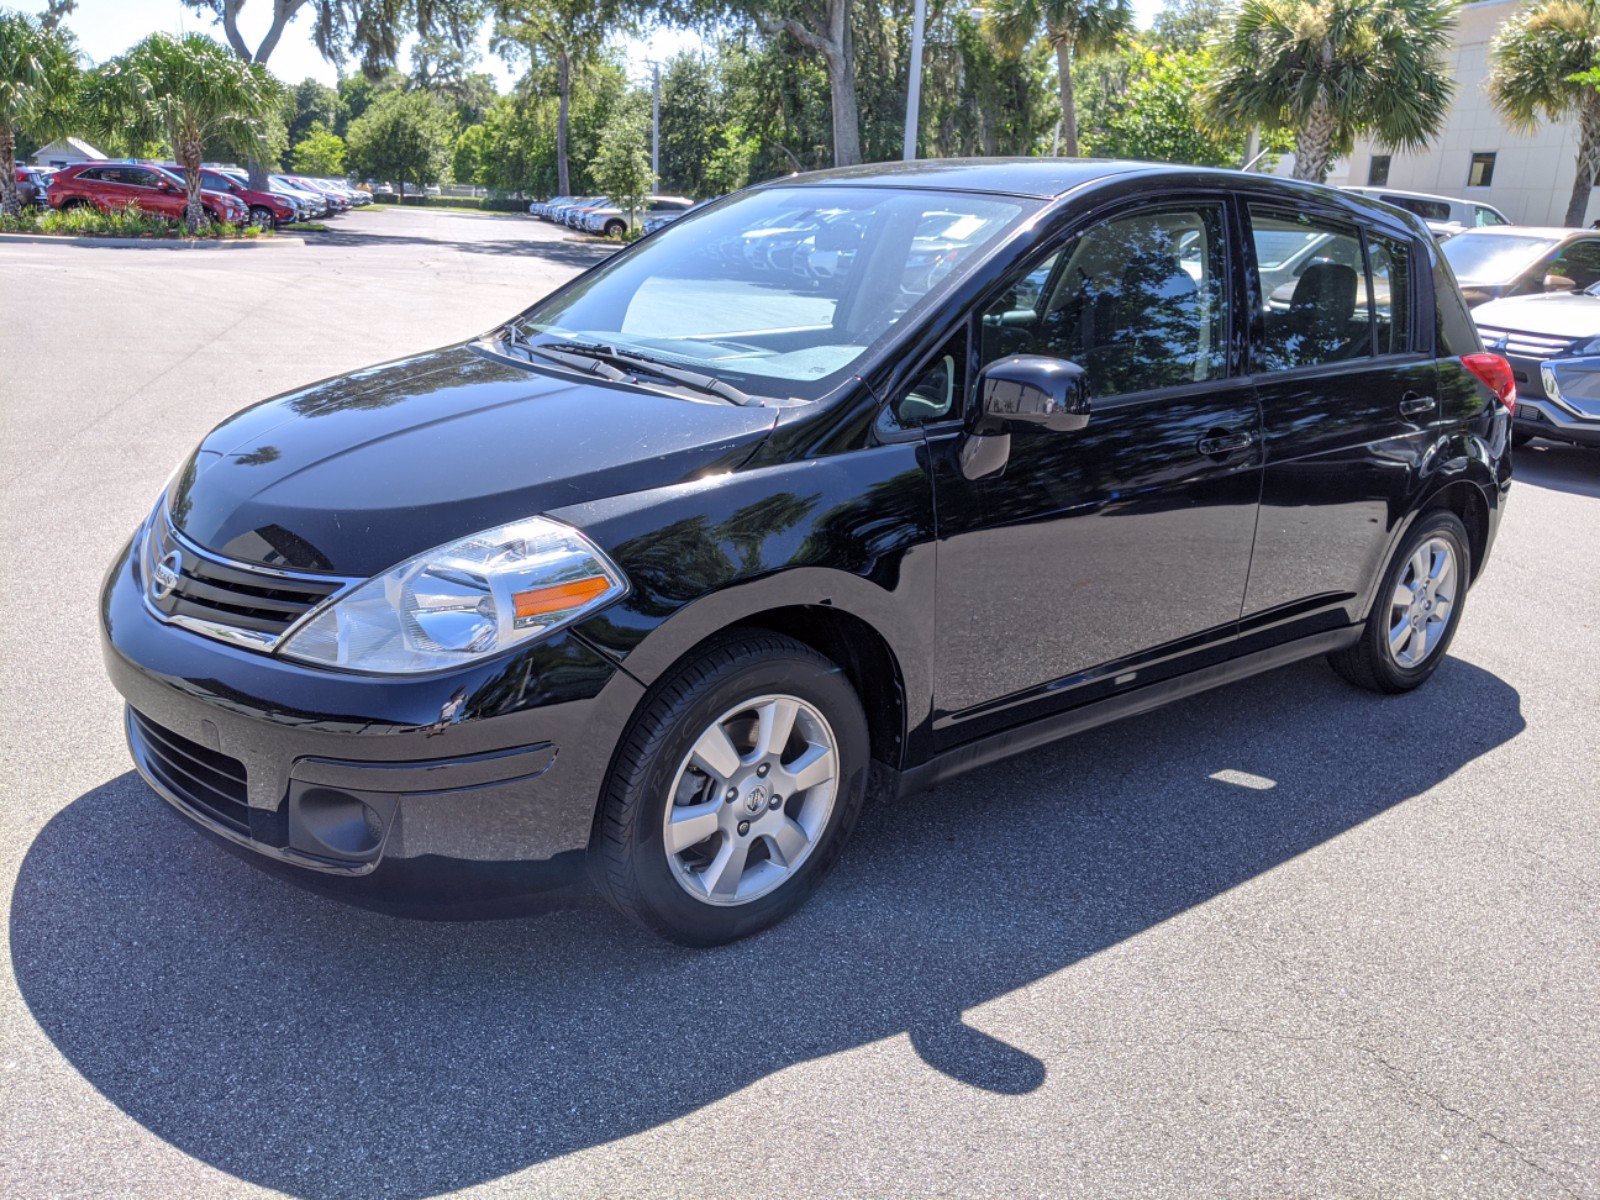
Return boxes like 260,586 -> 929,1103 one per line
102,161 -> 1515,944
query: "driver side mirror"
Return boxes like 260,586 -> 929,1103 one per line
975,355 -> 1092,434
1544,273 -> 1577,293
156,180 -> 174,191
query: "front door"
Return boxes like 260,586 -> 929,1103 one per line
928,198 -> 1263,747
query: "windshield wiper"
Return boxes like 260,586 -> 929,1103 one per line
504,329 -> 755,406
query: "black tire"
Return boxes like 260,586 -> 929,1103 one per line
1511,429 -> 1534,448
1328,510 -> 1471,694
57,197 -> 85,211
592,631 -> 869,945
603,219 -> 627,239
249,205 -> 277,229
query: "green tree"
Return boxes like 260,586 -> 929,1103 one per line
1205,0 -> 1456,183
286,76 -> 339,143
0,9 -> 78,215
754,0 -> 862,166
1079,46 -> 1248,166
989,0 -> 1133,157
292,120 -> 346,174
452,118 -> 486,185
85,32 -> 281,231
1151,0 -> 1230,51
591,103 -> 653,231
345,87 -> 456,196
492,0 -> 631,196
1489,0 -> 1600,227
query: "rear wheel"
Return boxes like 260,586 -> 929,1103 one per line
1328,510 -> 1470,694
592,632 -> 869,945
603,218 -> 626,239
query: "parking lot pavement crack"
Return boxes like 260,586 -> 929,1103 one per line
1354,1043 -> 1589,1199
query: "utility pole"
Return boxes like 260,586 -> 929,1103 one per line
651,61 -> 661,183
902,0 -> 928,161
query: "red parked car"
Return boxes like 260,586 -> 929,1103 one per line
158,163 -> 296,228
47,162 -> 248,225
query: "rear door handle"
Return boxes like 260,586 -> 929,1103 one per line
1399,392 -> 1437,417
1197,429 -> 1254,457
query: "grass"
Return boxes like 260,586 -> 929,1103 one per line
0,204 -> 274,240
281,221 -> 330,232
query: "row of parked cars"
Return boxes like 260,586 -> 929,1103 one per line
527,193 -> 700,237
12,160 -> 373,228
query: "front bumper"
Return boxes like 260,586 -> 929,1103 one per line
101,534 -> 646,916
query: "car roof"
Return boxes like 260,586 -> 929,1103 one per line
1346,185 -> 1497,209
760,158 -> 1377,205
1450,225 -> 1588,240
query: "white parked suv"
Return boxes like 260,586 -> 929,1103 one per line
1343,187 -> 1510,237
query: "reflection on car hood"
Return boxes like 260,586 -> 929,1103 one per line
168,343 -> 778,576
1471,291 -> 1600,340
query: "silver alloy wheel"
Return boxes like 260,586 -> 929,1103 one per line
1387,536 -> 1458,669
663,694 -> 839,906
250,207 -> 275,229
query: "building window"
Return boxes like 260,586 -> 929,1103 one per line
1468,153 -> 1496,188
1368,155 -> 1392,186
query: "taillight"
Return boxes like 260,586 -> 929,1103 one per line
1461,352 -> 1516,416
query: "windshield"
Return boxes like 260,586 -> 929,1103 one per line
513,185 -> 1034,400
1443,232 -> 1558,284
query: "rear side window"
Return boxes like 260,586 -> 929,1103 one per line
1249,208 -> 1368,371
1383,195 -> 1451,222
978,203 -> 1230,398
1367,235 -> 1413,355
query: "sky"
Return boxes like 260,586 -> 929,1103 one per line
59,0 -> 1167,95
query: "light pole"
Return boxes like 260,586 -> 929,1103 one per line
902,0 -> 927,161
651,61 -> 661,183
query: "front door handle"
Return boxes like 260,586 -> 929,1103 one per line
1197,429 -> 1254,457
1399,392 -> 1437,417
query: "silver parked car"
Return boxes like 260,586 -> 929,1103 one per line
1474,282 -> 1600,448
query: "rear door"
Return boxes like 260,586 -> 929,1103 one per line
927,194 -> 1263,746
1241,203 -> 1435,646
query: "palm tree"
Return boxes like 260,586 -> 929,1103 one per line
1490,0 -> 1600,227
990,0 -> 1134,157
1204,0 -> 1456,183
85,33 -> 280,232
493,0 -> 632,196
0,11 -> 79,217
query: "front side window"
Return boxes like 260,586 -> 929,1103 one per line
513,185 -> 1036,400
1474,206 -> 1508,227
1250,208 -> 1369,371
977,204 -> 1230,399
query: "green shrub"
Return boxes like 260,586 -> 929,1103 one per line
0,203 -> 272,239
372,193 -> 528,212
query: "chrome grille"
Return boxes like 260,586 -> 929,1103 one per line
143,512 -> 357,652
1476,326 -> 1580,361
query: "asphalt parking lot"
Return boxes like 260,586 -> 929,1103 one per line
2,206 -> 1597,1199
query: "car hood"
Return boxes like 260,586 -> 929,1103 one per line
1472,291 -> 1600,339
167,343 -> 778,576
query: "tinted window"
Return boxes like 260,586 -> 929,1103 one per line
200,171 -> 236,191
890,327 -> 968,428
1382,195 -> 1451,222
1547,239 -> 1600,290
1369,235 -> 1412,355
976,204 -> 1229,399
1250,208 -> 1369,371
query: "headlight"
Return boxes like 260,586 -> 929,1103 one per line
278,516 -> 626,674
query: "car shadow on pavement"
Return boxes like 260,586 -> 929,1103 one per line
1514,441 -> 1600,498
11,657 -> 1523,1199
310,227 -> 617,266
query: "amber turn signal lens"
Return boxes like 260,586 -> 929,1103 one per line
512,575 -> 611,619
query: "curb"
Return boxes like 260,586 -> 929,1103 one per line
0,232 -> 305,249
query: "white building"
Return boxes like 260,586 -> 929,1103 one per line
30,137 -> 107,168
1313,0 -> 1596,227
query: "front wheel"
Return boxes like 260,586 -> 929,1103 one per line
603,219 -> 626,239
1328,510 -> 1471,694
249,205 -> 277,230
592,632 -> 869,945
